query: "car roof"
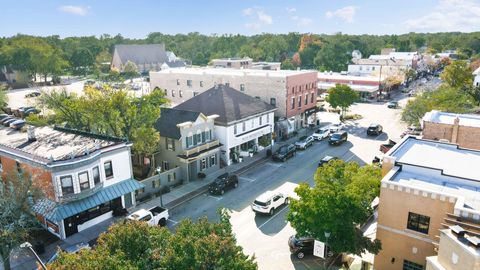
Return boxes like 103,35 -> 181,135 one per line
255,191 -> 279,202
332,131 -> 346,135
369,123 -> 380,127
322,156 -> 336,161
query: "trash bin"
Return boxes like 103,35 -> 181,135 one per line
266,149 -> 272,157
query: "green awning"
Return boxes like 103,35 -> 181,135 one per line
33,179 -> 144,222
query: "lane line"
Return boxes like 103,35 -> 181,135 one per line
258,205 -> 289,229
239,177 -> 256,182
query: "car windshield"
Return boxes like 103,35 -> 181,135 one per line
254,200 -> 270,206
331,134 -> 341,139
278,147 -> 287,154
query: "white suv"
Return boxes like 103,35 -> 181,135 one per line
251,191 -> 289,215
312,127 -> 330,140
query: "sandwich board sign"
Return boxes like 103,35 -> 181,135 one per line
313,240 -> 326,258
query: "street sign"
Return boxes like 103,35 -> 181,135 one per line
313,240 -> 326,258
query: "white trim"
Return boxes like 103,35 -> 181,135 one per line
377,224 -> 437,244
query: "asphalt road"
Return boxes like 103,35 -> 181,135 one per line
167,96 -> 408,270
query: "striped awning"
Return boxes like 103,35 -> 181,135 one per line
33,179 -> 144,222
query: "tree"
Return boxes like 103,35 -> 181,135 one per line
405,69 -> 416,83
50,210 -> 257,270
123,60 -> 139,80
94,50 -> 112,74
0,172 -> 42,270
281,59 -> 295,70
441,60 -> 473,88
70,48 -> 95,75
287,160 -> 382,255
0,85 -> 8,107
326,84 -> 359,117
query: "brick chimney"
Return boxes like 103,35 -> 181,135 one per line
451,117 -> 460,143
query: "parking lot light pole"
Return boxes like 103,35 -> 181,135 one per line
20,242 -> 46,270
324,231 -> 331,270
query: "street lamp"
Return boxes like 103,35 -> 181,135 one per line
20,242 -> 46,270
156,167 -> 164,207
324,231 -> 331,270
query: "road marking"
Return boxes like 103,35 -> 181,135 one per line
345,154 -> 355,162
258,205 -> 289,229
265,162 -> 282,168
239,176 -> 256,182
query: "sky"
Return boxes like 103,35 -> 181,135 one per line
1,0 -> 480,38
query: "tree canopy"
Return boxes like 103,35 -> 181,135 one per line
49,210 -> 257,270
287,160 -> 382,256
326,84 -> 359,116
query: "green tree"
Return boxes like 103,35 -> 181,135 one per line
0,172 -> 42,270
0,85 -> 8,108
287,160 -> 382,255
326,84 -> 359,117
281,59 -> 295,70
94,50 -> 112,74
50,210 -> 257,270
70,48 -> 95,75
440,60 -> 473,89
123,60 -> 139,80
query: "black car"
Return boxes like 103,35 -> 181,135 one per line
328,131 -> 348,145
272,144 -> 296,162
0,115 -> 13,124
387,101 -> 398,109
208,173 -> 239,195
25,91 -> 41,98
288,235 -> 314,259
367,124 -> 383,136
318,156 -> 339,167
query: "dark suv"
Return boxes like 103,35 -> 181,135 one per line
208,173 -> 239,195
288,235 -> 314,259
272,144 -> 296,162
328,131 -> 348,145
367,124 -> 383,136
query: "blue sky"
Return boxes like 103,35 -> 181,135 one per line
1,0 -> 480,38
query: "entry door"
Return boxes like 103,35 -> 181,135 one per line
124,193 -> 133,208
189,161 -> 197,181
63,217 -> 78,237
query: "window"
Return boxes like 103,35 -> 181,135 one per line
403,260 -> 423,270
139,215 -> 152,222
200,158 -> 207,170
298,95 -> 302,107
292,87 -> 294,94
186,136 -> 193,148
92,166 -> 100,185
242,122 -> 246,132
270,98 -> 276,107
210,155 -> 216,166
305,93 -> 308,105
163,161 -> 170,171
305,84 -> 309,90
78,171 -> 90,191
200,81 -> 204,87
267,114 -> 270,123
205,130 -> 211,141
173,172 -> 176,180
16,161 -> 22,174
359,66 -> 363,71
240,84 -> 245,92
176,79 -> 180,85
372,67 -> 375,71
193,133 -> 197,145
152,179 -> 160,188
291,97 -> 295,109
104,161 -> 113,179
179,90 -> 183,97
201,131 -> 206,142
259,116 -> 263,125
164,89 -> 168,96
234,124 -> 237,135
187,80 -> 192,87
60,175 -> 74,195
193,91 -> 199,96
311,92 -> 314,103
196,132 -> 202,145
166,138 -> 175,151
167,174 -> 172,182
407,212 -> 430,234
171,90 -> 175,97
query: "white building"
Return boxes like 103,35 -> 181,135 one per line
473,67 -> 480,87
0,126 -> 143,239
210,57 -> 281,70
174,84 -> 276,165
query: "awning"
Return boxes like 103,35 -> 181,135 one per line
33,179 -> 144,222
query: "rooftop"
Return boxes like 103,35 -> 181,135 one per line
150,67 -> 316,78
155,108 -> 201,139
211,57 -> 252,62
317,72 -> 383,83
423,110 -> 480,128
0,126 -> 125,163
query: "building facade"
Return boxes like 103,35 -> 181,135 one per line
375,136 -> 480,270
210,58 -> 281,70
174,85 -> 276,165
422,110 -> 480,150
473,67 -> 480,87
317,72 -> 383,99
149,68 -> 317,129
0,126 -> 143,239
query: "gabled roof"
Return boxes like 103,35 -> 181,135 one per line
174,84 -> 276,125
114,44 -> 168,65
155,108 -> 201,139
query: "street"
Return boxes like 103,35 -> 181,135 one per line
167,95 -> 408,270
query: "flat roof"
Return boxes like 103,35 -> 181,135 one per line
317,82 -> 378,92
150,67 -> 316,78
423,110 -> 480,128
317,72 -> 382,82
0,126 -> 124,162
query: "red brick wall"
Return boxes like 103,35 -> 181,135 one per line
423,122 -> 480,150
286,72 -> 318,118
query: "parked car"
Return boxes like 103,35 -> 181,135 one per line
318,156 -> 339,167
329,122 -> 345,133
3,118 -> 18,127
387,101 -> 398,109
251,191 -> 289,215
312,127 -> 330,140
208,173 -> 239,195
25,91 -> 41,98
295,136 -> 314,150
288,235 -> 314,259
10,119 -> 26,130
24,107 -> 40,116
0,116 -> 14,124
47,242 -> 90,264
272,144 -> 296,162
328,131 -> 348,145
127,206 -> 169,226
367,124 -> 383,136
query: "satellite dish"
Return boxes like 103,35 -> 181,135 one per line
352,50 -> 362,59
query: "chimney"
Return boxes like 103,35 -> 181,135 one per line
27,127 -> 36,142
451,117 -> 460,143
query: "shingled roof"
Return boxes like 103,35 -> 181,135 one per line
114,44 -> 168,65
174,84 -> 276,125
155,108 -> 201,139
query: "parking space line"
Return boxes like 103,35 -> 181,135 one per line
239,177 -> 256,182
168,219 -> 178,224
258,205 -> 289,229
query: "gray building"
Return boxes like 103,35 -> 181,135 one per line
154,108 -> 221,183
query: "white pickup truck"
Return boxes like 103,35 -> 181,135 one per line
127,206 -> 169,226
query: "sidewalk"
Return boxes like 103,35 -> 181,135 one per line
8,126 -> 321,270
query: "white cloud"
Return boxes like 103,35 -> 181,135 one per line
58,5 -> 90,16
243,7 -> 273,30
291,16 -> 313,27
286,7 -> 297,13
325,6 -> 356,23
404,0 -> 480,32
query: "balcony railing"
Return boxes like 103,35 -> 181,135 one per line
182,140 -> 220,158
59,182 -> 103,203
